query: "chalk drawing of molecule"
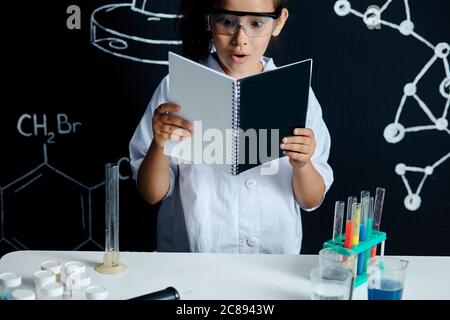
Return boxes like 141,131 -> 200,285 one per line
91,0 -> 182,65
334,0 -> 450,211
0,143 -> 130,251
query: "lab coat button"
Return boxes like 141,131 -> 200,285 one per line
245,178 -> 256,189
247,237 -> 258,247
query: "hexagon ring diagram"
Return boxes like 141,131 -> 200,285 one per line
2,164 -> 90,250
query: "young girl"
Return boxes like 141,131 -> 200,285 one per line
129,0 -> 333,254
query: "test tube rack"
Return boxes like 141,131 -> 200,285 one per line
323,230 -> 386,287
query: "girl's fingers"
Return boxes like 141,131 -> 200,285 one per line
281,136 -> 312,145
157,114 -> 192,131
167,117 -> 193,132
156,103 -> 182,114
169,133 -> 185,141
158,125 -> 191,137
292,128 -> 314,137
154,103 -> 193,131
282,151 -> 310,162
157,132 -> 185,142
280,143 -> 312,154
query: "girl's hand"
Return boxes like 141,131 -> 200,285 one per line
152,103 -> 193,148
280,128 -> 316,169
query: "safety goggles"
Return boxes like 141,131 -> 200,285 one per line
207,9 -> 282,37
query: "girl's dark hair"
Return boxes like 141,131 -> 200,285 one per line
177,0 -> 287,62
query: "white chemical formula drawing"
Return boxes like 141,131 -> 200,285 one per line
334,0 -> 449,211
0,142 -> 130,251
91,0 -> 182,65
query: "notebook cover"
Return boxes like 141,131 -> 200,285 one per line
237,59 -> 312,174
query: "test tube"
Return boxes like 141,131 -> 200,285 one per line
352,203 -> 361,247
332,201 -> 345,243
364,196 -> 375,272
366,196 -> 374,241
104,163 -> 120,267
360,190 -> 370,201
371,187 -> 386,257
372,187 -> 385,231
344,196 -> 357,249
357,196 -> 370,275
359,192 -> 370,242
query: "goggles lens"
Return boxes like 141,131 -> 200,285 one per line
208,10 -> 280,37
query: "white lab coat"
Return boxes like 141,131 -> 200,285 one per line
129,54 -> 334,254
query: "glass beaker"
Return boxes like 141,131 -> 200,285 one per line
310,266 -> 353,300
367,256 -> 409,300
319,247 -> 357,276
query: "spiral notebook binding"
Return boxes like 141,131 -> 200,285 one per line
231,81 -> 241,175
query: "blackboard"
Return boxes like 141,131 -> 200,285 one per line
1,0 -> 449,258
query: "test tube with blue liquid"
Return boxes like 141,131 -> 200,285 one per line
366,197 -> 374,243
357,191 -> 370,275
364,196 -> 374,272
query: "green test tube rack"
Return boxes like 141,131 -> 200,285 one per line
323,230 -> 386,287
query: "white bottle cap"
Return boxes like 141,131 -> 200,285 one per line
34,270 -> 56,286
12,289 -> 36,300
41,260 -> 62,274
0,272 -> 22,288
79,272 -> 91,287
62,261 -> 86,282
42,282 -> 64,298
85,286 -> 108,300
64,261 -> 86,272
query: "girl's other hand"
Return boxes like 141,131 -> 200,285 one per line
280,128 -> 316,169
152,103 -> 193,148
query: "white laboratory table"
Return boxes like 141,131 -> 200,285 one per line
1,251 -> 450,300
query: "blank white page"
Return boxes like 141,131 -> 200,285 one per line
165,52 -> 235,173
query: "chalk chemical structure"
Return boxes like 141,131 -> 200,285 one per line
17,113 -> 82,144
91,0 -> 182,65
334,0 -> 450,211
0,143 -> 130,251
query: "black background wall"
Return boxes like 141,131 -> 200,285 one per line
1,0 -> 449,258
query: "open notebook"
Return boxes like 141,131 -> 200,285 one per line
164,52 -> 312,175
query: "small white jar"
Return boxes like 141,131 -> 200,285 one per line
65,272 -> 91,299
34,270 -> 56,299
41,282 -> 64,300
41,260 -> 62,283
85,286 -> 108,300
0,272 -> 22,300
12,289 -> 36,300
61,261 -> 85,283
